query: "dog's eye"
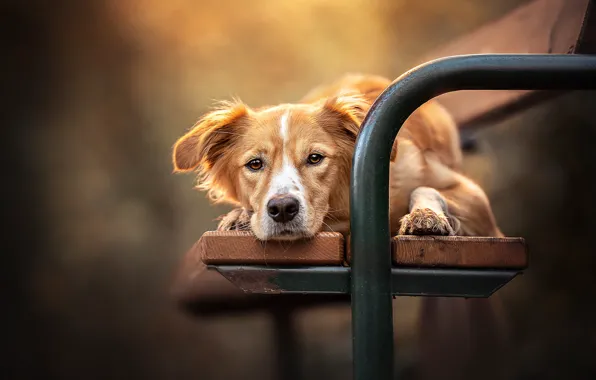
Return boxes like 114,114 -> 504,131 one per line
307,153 -> 324,165
246,159 -> 263,171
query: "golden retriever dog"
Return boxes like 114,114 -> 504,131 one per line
172,73 -> 502,241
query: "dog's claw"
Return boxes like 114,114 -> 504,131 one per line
217,208 -> 253,231
398,208 -> 456,236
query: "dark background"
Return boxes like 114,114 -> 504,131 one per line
3,0 -> 596,379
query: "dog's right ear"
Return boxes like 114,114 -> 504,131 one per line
318,92 -> 369,144
172,100 -> 249,173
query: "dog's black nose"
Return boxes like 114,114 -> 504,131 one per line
267,196 -> 299,223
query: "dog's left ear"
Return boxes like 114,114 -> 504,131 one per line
172,100 -> 249,203
318,93 -> 369,142
172,100 -> 248,173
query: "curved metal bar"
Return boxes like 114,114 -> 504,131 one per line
349,54 -> 596,380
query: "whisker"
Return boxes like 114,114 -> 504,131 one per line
324,214 -> 341,222
312,207 -> 347,214
321,220 -> 336,233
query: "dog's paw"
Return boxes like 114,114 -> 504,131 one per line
216,208 -> 253,231
398,208 -> 456,236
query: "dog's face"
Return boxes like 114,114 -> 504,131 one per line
172,95 -> 367,240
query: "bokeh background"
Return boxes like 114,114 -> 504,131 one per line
3,0 -> 596,379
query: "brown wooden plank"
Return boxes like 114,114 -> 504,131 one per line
199,231 -> 527,269
392,236 -> 528,269
199,231 -> 345,265
416,0 -> 594,129
345,235 -> 527,269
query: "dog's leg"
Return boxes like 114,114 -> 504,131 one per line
216,208 -> 253,231
398,187 -> 458,236
437,174 -> 503,237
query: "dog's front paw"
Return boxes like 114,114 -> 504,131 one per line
399,208 -> 455,236
216,208 -> 253,231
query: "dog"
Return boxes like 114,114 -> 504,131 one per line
172,73 -> 503,241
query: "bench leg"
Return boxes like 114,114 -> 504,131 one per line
273,308 -> 300,380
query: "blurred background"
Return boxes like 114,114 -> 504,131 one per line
3,0 -> 596,379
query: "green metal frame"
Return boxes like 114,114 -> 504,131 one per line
212,265 -> 518,297
350,54 -> 596,380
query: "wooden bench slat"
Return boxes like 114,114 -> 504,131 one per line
200,231 -> 345,265
393,236 -> 528,269
198,231 -> 528,269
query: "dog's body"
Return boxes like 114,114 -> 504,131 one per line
173,73 -> 502,241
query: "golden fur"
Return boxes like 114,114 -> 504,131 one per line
172,73 -> 502,240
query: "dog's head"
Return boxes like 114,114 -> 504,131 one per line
172,95 -> 368,240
